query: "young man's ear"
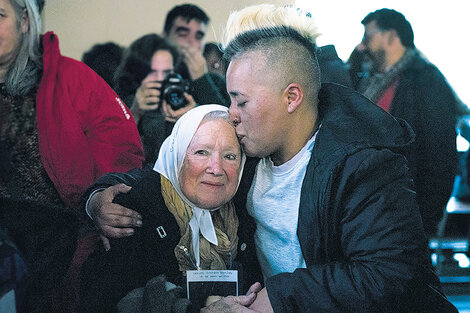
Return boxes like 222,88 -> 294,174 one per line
284,83 -> 303,113
21,9 -> 30,34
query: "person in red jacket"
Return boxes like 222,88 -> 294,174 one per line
0,0 -> 143,311
0,0 -> 143,211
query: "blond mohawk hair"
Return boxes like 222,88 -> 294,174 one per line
222,4 -> 320,49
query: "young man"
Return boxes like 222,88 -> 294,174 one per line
201,6 -> 457,313
162,4 -> 229,107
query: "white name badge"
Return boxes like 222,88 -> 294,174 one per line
186,270 -> 238,308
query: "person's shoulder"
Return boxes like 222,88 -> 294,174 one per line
317,45 -> 340,62
56,55 -> 120,105
403,53 -> 446,82
41,32 -> 100,81
58,56 -> 104,82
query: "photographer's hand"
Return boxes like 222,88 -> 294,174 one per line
181,45 -> 207,80
161,93 -> 197,123
131,77 -> 162,124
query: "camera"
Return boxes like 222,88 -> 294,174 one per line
160,72 -> 190,110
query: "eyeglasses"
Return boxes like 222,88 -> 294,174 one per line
362,29 -> 382,45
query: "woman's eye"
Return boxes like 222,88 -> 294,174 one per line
237,101 -> 246,107
225,153 -> 237,160
195,150 -> 208,156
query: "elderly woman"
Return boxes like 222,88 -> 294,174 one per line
0,0 -> 143,311
0,0 -> 143,210
80,105 -> 247,312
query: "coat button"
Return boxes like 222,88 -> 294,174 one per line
240,243 -> 247,251
156,226 -> 167,238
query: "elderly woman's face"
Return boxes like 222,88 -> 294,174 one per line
0,0 -> 27,76
179,118 -> 241,209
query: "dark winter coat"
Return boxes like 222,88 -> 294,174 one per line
389,54 -> 458,235
234,83 -> 457,312
317,45 -> 353,88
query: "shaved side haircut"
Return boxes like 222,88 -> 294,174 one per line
224,26 -> 321,105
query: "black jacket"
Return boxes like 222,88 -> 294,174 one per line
79,168 -> 260,313
235,84 -> 457,312
317,45 -> 353,88
389,54 -> 458,236
79,170 -> 181,313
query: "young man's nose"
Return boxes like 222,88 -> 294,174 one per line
229,105 -> 240,126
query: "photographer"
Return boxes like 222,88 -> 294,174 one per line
114,34 -> 197,164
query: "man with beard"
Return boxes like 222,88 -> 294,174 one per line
356,8 -> 459,237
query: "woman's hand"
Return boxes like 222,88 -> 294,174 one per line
200,282 -> 263,313
134,76 -> 162,111
131,76 -> 162,123
200,294 -> 259,313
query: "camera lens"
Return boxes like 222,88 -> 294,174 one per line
164,86 -> 187,110
161,72 -> 189,110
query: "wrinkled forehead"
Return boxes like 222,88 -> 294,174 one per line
189,118 -> 238,147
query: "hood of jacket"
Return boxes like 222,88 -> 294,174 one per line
312,83 -> 415,167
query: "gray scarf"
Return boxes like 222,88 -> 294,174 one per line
359,49 -> 418,103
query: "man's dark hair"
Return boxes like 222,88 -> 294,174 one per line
163,4 -> 210,35
361,8 -> 415,48
224,26 -> 317,63
224,26 -> 321,104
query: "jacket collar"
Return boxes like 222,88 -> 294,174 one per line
312,83 -> 415,167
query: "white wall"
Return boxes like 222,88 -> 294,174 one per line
41,1 -> 469,106
41,0 -> 293,60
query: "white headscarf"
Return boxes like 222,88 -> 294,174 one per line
153,104 -> 245,268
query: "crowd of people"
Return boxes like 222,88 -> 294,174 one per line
0,1 -> 466,312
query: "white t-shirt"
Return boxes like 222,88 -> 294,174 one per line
247,135 -> 316,280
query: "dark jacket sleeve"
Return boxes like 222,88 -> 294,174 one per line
79,170 -> 182,313
80,165 -> 152,221
83,166 -> 150,195
407,65 -> 458,235
265,149 -> 456,313
190,73 -> 230,107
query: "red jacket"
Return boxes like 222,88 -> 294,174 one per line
36,32 -> 144,210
